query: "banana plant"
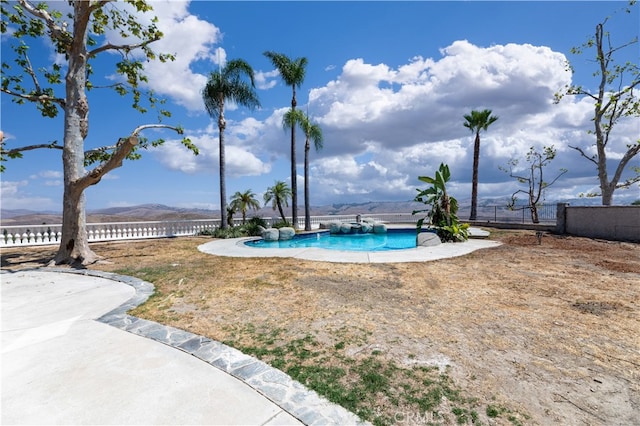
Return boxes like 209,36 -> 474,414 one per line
412,163 -> 469,242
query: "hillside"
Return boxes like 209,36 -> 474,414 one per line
1,201 -> 425,226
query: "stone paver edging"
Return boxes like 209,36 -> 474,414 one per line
46,267 -> 369,426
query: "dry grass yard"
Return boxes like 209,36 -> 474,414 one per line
2,229 -> 639,425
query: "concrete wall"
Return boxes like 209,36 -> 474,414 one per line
556,204 -> 640,242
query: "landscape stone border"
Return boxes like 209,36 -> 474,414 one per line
45,267 -> 370,426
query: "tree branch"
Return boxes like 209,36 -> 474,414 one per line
0,87 -> 66,107
21,49 -> 42,93
88,37 -> 161,58
1,141 -> 61,156
88,0 -> 112,13
569,145 -> 599,165
546,169 -> 568,188
18,0 -> 71,45
78,124 -> 184,188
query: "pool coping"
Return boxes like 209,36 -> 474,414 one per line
197,228 -> 502,264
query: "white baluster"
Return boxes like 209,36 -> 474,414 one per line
36,232 -> 43,243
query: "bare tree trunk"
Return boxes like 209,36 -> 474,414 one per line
54,2 -> 98,265
530,206 -> 540,224
469,132 -> 480,221
54,185 -> 97,265
601,185 -> 614,206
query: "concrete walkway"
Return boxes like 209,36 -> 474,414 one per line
1,269 -> 367,425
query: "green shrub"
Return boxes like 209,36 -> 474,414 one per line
272,220 -> 291,229
245,217 -> 267,236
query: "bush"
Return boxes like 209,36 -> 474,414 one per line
244,217 -> 267,236
272,220 -> 291,229
200,226 -> 246,239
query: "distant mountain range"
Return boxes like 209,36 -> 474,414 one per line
1,201 -> 424,226
0,198 -> 606,226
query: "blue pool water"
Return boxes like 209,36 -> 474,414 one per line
245,229 -> 425,252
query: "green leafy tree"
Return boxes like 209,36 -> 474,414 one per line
501,146 -> 568,223
554,2 -> 639,205
264,180 -> 292,224
229,189 -> 260,224
202,59 -> 261,229
413,163 -> 469,242
463,109 -> 499,221
263,51 -> 308,229
283,109 -> 323,231
0,0 -> 198,265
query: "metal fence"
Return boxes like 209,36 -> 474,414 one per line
468,203 -> 557,224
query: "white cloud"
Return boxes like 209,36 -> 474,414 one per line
142,36 -> 637,206
0,180 -> 57,210
151,121 -> 271,177
27,170 -> 63,187
222,40 -> 638,205
30,170 -> 62,179
255,69 -> 279,90
100,1 -> 221,112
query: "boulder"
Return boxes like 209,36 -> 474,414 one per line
417,232 -> 441,247
278,227 -> 296,240
329,221 -> 342,234
262,228 -> 279,242
361,222 -> 373,233
373,223 -> 387,234
340,223 -> 353,234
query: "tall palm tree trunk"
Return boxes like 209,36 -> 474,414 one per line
470,132 -> 480,221
290,95 -> 298,229
276,200 -> 286,223
304,139 -> 311,231
218,110 -> 228,229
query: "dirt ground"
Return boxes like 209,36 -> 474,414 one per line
2,229 -> 639,425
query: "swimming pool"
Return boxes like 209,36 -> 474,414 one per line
244,229 -> 429,252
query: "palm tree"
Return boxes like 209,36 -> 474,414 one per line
463,109 -> 498,221
229,190 -> 261,224
202,59 -> 261,229
283,109 -> 323,231
226,205 -> 236,227
264,180 -> 292,224
263,51 -> 308,229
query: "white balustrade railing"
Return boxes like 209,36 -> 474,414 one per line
1,213 -> 422,248
1,219 -> 221,247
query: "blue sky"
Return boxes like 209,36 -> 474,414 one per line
2,0 -> 639,212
